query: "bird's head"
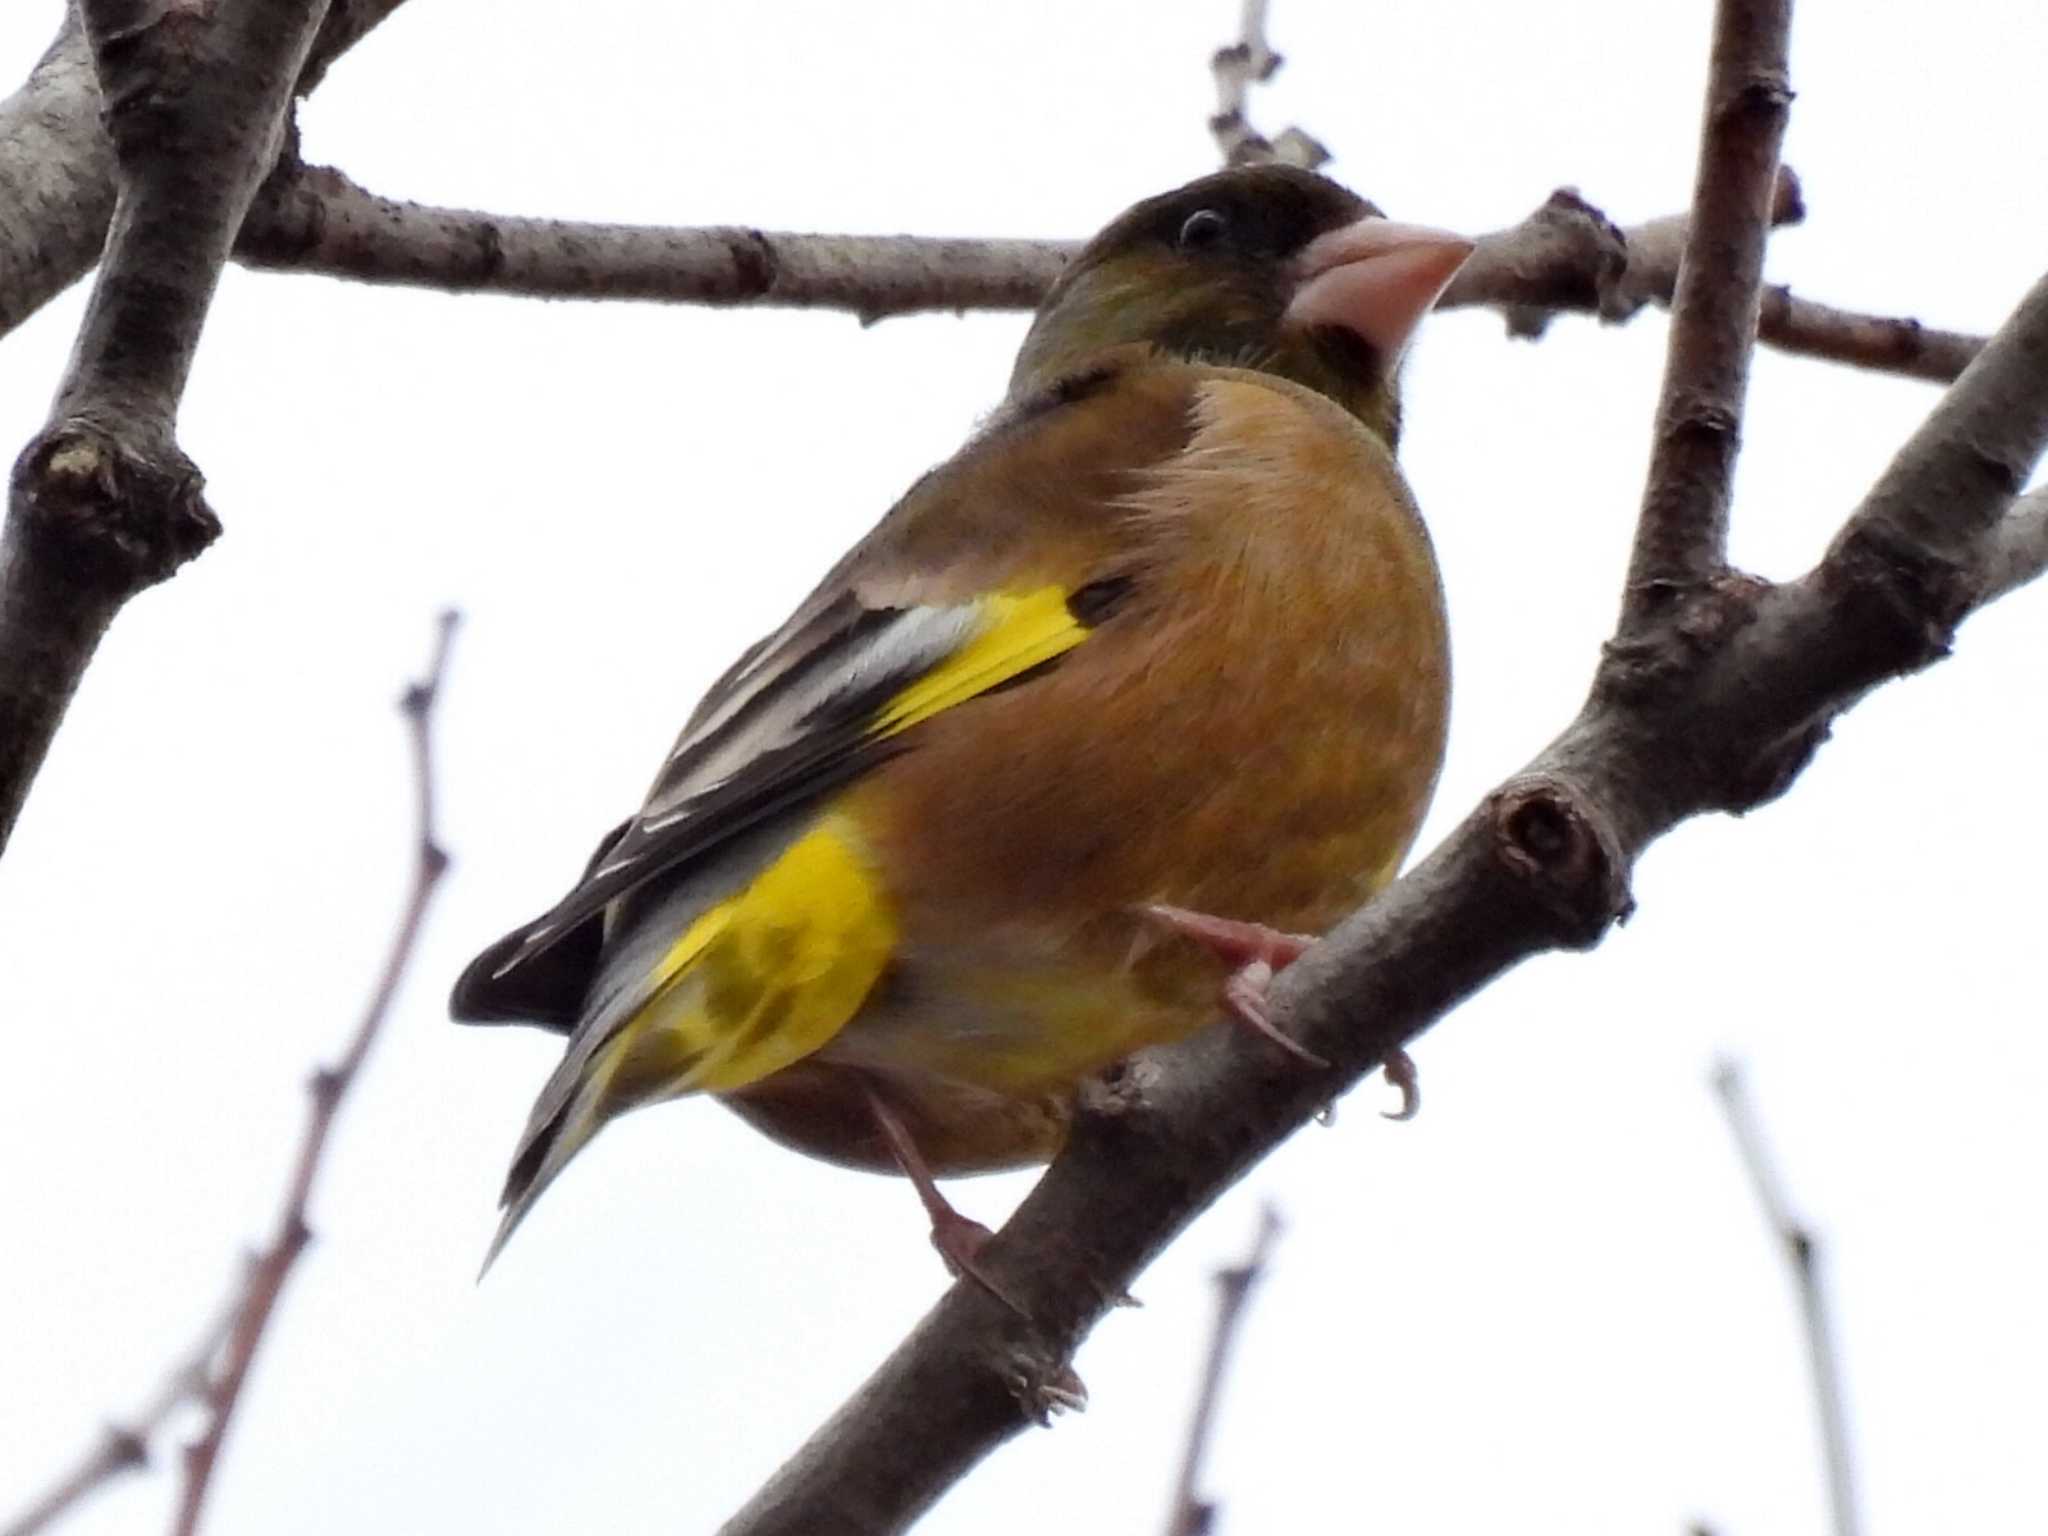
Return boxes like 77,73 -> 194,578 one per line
1010,164 -> 1472,448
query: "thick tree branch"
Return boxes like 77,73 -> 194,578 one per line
0,0 -> 333,855
1622,0 -> 1793,624
1976,487 -> 2048,607
0,13 -> 114,339
717,1 -> 2048,1527
298,0 -> 409,94
0,0 -> 411,340
170,611 -> 456,1536
1839,270 -> 2048,572
1712,1063 -> 1862,1536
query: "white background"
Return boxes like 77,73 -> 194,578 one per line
3,3 -> 2044,1533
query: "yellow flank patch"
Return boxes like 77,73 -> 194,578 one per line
875,586 -> 1088,737
621,812 -> 898,1096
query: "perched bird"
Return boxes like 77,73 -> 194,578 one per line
453,164 -> 1472,1279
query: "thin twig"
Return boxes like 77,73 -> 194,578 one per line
1757,284 -> 1981,383
1622,0 -> 1794,626
168,611 -> 459,1536
3,613 -> 457,1536
1208,0 -> 1328,168
1165,1206 -> 1283,1536
1711,1062 -> 1862,1536
1,1283 -> 241,1536
238,163 -> 1070,325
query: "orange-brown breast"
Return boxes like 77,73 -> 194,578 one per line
733,367 -> 1449,1174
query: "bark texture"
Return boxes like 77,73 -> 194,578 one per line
0,0 -> 334,851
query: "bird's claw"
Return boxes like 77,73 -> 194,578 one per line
1007,1358 -> 1090,1424
1222,962 -> 1331,1068
1379,1046 -> 1420,1121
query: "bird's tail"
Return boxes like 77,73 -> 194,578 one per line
478,1029 -> 634,1278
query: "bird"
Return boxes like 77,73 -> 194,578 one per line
452,163 -> 1472,1282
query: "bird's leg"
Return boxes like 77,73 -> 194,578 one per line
1141,903 -> 1329,1068
860,1080 -> 1028,1316
1141,903 -> 1423,1117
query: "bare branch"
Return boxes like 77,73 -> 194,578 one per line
1,1285 -> 240,1536
0,13 -> 114,339
237,163 -> 1072,324
227,158 -> 1973,387
1448,165 -> 1976,392
299,0 -> 412,94
1164,1207 -> 1283,1536
0,0 -> 413,340
2,611 -> 454,1536
1208,0 -> 1328,169
1500,174 -> 1983,381
1593,167 -> 1804,323
715,1 -> 2048,1524
1757,284 -> 1981,383
1835,269 -> 2048,575
1449,171 -> 1798,338
169,610 -> 457,1536
1623,0 -> 1794,626
1976,487 -> 2048,607
0,0 -> 334,857
1712,1063 -> 1863,1536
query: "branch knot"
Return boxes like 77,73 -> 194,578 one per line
1486,777 -> 1633,946
11,424 -> 217,593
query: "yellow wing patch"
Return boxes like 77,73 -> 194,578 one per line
876,586 -> 1088,736
598,587 -> 1090,1102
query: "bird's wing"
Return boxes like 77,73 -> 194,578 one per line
452,583 -> 1102,1019
450,358 -> 1190,1029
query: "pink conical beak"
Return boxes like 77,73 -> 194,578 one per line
1285,218 -> 1474,363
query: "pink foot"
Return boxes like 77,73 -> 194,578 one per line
1141,904 -> 1313,970
1142,904 -> 1328,1068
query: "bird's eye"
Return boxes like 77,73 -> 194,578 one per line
1177,209 -> 1228,250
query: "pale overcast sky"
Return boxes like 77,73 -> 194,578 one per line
3,3 -> 2044,1534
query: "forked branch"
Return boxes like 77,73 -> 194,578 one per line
0,0 -> 335,854
716,1 -> 2048,1528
